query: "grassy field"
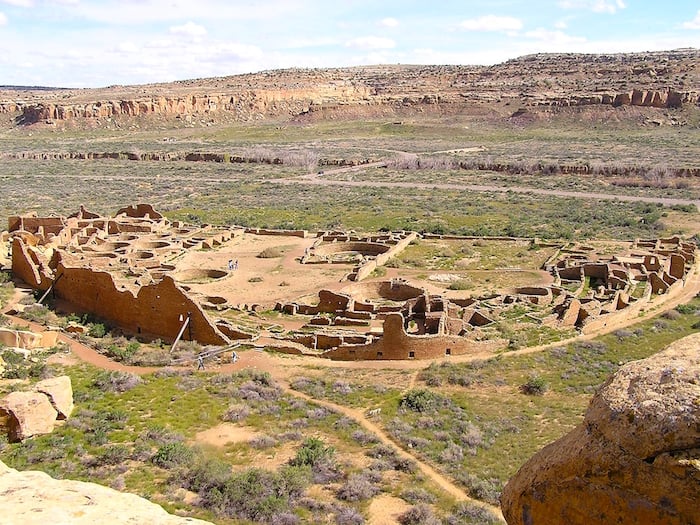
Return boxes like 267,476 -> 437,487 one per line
2,112 -> 698,241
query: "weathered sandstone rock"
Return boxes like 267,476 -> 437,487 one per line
0,460 -> 213,524
501,333 -> 700,525
0,391 -> 58,442
34,375 -> 74,420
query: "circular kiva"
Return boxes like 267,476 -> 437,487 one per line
87,241 -> 131,252
171,268 -> 228,282
205,295 -> 228,305
313,241 -> 390,258
341,280 -> 424,303
128,250 -> 155,260
132,240 -> 171,250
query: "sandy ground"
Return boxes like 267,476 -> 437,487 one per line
367,494 -> 412,525
194,422 -> 260,447
176,233 -> 349,307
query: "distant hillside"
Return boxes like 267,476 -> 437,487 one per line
0,85 -> 71,91
1,48 -> 698,127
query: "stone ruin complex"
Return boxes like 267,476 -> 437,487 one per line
3,204 -> 697,362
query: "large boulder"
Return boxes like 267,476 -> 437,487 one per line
0,391 -> 58,442
0,460 -> 212,524
34,375 -> 74,420
501,333 -> 700,525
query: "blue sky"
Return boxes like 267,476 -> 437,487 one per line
1,0 -> 699,88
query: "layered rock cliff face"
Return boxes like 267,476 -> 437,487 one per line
500,332 -> 700,525
0,460 -> 213,524
1,49 -> 698,126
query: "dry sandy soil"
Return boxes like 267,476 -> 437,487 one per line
177,233 -> 348,308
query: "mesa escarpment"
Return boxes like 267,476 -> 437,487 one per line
1,49 -> 698,126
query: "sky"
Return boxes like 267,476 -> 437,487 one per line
1,0 -> 699,88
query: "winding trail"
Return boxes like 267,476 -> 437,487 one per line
281,385 -> 504,520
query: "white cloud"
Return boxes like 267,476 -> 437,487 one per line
61,0 -> 307,25
459,15 -> 523,32
380,17 -> 399,28
0,0 -> 33,7
169,21 -> 207,39
116,41 -> 138,53
682,10 -> 700,30
345,36 -> 395,50
554,18 -> 569,29
525,28 -> 586,45
558,0 -> 626,14
0,11 -> 6,24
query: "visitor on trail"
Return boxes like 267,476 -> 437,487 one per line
231,351 -> 239,363
234,259 -> 238,270
228,259 -> 233,271
197,355 -> 204,370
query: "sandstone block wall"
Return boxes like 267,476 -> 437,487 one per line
323,313 -> 502,360
54,265 -> 228,345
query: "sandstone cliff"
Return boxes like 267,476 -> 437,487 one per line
500,333 -> 700,525
0,460 -> 212,524
1,49 -> 698,126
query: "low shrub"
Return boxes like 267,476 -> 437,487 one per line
399,389 -> 440,413
662,309 -> 681,320
93,444 -> 131,466
520,375 -> 548,396
290,437 -> 335,468
222,404 -> 250,422
250,435 -> 277,449
446,502 -> 501,525
87,323 -> 107,338
401,488 -> 437,504
398,504 -> 441,525
335,506 -> 365,525
336,472 -> 380,502
152,442 -> 195,469
93,371 -> 142,393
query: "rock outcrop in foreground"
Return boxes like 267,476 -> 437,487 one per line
0,375 -> 74,442
501,332 -> 700,525
0,460 -> 212,525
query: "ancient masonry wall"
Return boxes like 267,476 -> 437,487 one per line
321,313 -> 503,360
53,264 -> 228,345
580,265 -> 692,335
353,232 -> 418,281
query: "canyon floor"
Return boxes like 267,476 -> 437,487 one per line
1,49 -> 699,525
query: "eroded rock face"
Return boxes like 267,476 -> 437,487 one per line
501,333 -> 700,525
0,391 -> 57,442
34,375 -> 74,420
0,460 -> 213,524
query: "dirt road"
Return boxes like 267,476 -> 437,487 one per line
275,170 -> 700,209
